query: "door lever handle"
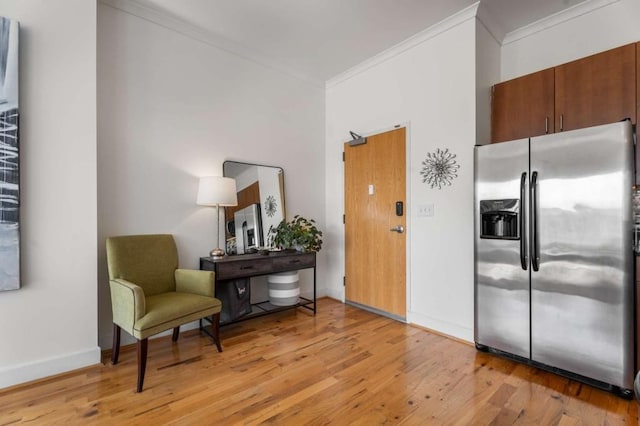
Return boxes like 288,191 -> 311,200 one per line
390,225 -> 404,233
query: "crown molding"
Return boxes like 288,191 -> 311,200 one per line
98,0 -> 324,88
475,1 -> 504,45
325,2 -> 480,89
502,0 -> 621,45
99,0 -> 621,89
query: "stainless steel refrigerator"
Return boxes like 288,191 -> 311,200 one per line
474,121 -> 635,395
234,203 -> 263,254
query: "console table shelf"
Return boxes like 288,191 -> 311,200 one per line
199,251 -> 316,327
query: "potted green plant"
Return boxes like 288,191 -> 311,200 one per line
267,215 -> 323,252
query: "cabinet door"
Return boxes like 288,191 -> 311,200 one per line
555,43 -> 636,132
491,68 -> 554,143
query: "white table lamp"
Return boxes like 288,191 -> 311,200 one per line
197,176 -> 238,257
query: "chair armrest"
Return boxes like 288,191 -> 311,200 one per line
109,279 -> 146,331
175,269 -> 215,297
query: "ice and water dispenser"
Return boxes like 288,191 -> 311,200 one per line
479,199 -> 520,240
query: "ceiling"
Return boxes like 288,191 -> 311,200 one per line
135,0 -> 590,84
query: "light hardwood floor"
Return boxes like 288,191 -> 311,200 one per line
1,298 -> 637,425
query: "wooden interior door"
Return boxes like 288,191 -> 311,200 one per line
344,127 -> 406,318
491,68 -> 555,143
555,43 -> 636,132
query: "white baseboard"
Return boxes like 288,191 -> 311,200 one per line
408,311 -> 473,343
0,347 -> 102,390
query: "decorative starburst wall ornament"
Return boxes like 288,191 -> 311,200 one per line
420,148 -> 460,189
265,195 -> 277,217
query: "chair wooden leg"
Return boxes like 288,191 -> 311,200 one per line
172,326 -> 180,342
211,313 -> 222,352
111,324 -> 121,365
137,338 -> 148,393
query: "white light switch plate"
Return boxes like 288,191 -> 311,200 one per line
418,204 -> 434,217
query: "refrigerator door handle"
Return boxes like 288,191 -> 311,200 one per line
520,172 -> 527,270
530,171 -> 540,271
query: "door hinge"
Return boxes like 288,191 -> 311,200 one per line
343,214 -> 345,224
342,152 -> 345,162
343,276 -> 346,287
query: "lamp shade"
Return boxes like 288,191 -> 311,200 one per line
196,176 -> 238,206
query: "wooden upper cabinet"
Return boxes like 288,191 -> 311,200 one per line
555,43 -> 636,132
491,68 -> 555,143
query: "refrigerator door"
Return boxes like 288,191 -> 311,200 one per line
475,139 -> 530,358
234,204 -> 263,254
530,121 -> 634,389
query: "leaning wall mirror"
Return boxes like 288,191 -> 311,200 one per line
223,161 -> 285,254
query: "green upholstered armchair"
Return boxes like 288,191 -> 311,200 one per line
106,234 -> 222,392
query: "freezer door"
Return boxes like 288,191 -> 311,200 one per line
530,121 -> 634,389
475,139 -> 530,358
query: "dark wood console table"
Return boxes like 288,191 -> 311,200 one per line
199,251 -> 316,327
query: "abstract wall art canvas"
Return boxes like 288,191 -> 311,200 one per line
0,17 -> 19,291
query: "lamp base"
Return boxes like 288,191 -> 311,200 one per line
210,247 -> 226,258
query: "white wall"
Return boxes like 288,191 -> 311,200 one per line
475,19 -> 501,146
0,0 -> 99,388
325,16 -> 477,341
97,3 -> 325,349
501,0 -> 640,80
235,167 -> 259,191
